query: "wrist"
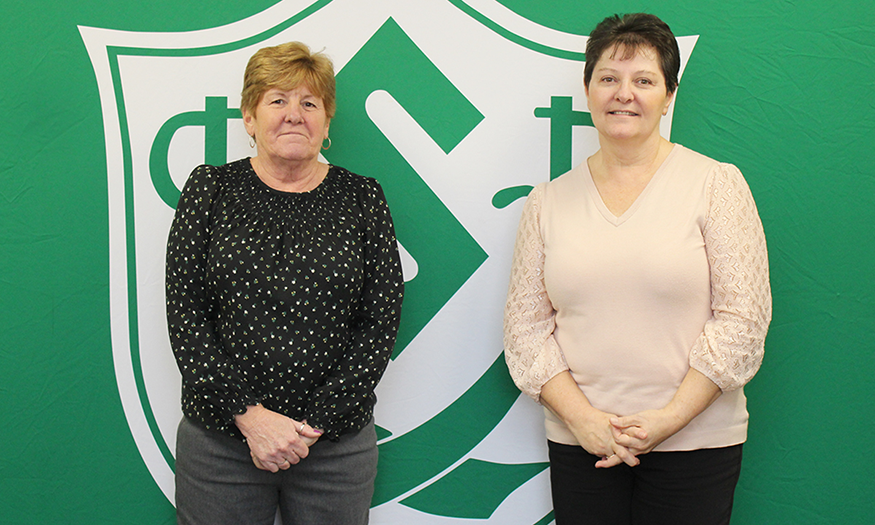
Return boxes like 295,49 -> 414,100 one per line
566,405 -> 606,431
661,403 -> 691,435
234,404 -> 265,433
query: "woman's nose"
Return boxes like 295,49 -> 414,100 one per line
285,103 -> 303,122
615,81 -> 634,102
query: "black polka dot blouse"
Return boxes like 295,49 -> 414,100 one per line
165,158 -> 404,441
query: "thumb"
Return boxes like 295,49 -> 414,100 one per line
299,421 -> 323,438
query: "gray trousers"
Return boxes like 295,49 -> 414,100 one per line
175,417 -> 377,525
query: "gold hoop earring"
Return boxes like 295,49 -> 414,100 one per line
322,137 -> 332,150
249,136 -> 256,148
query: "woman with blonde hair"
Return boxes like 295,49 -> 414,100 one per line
167,41 -> 403,525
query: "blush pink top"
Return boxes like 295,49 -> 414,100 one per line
504,145 -> 771,451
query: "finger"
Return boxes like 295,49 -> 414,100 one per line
595,454 -> 624,468
611,424 -> 625,442
271,434 -> 308,460
258,456 -> 279,473
613,445 -> 640,467
613,433 -> 632,448
610,416 -> 640,430
613,430 -> 648,448
251,455 -> 269,471
298,421 -> 323,439
288,440 -> 309,460
251,445 -> 294,470
614,435 -> 646,452
622,425 -> 648,440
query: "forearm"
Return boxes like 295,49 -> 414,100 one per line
542,371 -> 639,467
539,371 -> 600,425
608,368 -> 722,457
304,304 -> 400,437
663,367 -> 722,431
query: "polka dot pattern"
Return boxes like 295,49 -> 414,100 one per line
166,159 -> 404,441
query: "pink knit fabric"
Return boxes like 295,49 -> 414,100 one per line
504,145 -> 771,451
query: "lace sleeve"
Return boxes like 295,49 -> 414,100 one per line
503,184 -> 568,402
689,164 -> 772,392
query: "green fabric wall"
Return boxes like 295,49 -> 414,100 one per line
1,1 -> 872,523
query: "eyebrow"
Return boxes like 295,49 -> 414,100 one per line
595,67 -> 661,77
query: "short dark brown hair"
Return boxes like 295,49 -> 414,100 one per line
241,41 -> 336,119
583,13 -> 680,94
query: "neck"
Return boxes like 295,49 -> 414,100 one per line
250,155 -> 328,193
598,132 -> 669,168
588,135 -> 674,183
586,136 -> 674,217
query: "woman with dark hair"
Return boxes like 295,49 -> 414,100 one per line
504,13 -> 771,524
166,41 -> 403,525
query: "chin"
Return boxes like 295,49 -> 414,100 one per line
603,131 -> 640,141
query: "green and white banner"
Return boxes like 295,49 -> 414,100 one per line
80,2 -> 696,520
2,1 -> 873,524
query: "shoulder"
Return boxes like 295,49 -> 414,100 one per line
538,161 -> 587,211
525,181 -> 549,208
514,182 -> 549,230
669,147 -> 758,216
330,164 -> 378,186
545,162 -> 586,193
667,145 -> 725,184
676,146 -> 749,192
185,158 -> 251,190
666,145 -> 753,203
329,165 -> 387,200
671,145 -> 744,182
176,159 -> 254,213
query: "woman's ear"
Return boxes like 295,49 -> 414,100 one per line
662,90 -> 675,116
242,108 -> 256,137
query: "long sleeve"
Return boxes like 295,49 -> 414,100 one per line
165,165 -> 260,426
503,184 -> 569,402
689,164 -> 772,392
303,179 -> 404,439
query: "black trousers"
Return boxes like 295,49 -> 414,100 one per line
548,441 -> 743,525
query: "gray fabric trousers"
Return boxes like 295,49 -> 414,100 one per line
175,417 -> 377,525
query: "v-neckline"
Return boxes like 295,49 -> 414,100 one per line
582,145 -> 678,226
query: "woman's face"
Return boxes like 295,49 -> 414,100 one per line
243,84 -> 330,168
585,44 -> 674,144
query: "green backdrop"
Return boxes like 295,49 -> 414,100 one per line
2,0 -> 873,523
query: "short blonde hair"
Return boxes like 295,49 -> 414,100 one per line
240,42 -> 336,118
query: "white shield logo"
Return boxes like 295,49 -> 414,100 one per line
81,1 -> 696,522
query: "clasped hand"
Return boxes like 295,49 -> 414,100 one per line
574,408 -> 685,469
234,404 -> 324,472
